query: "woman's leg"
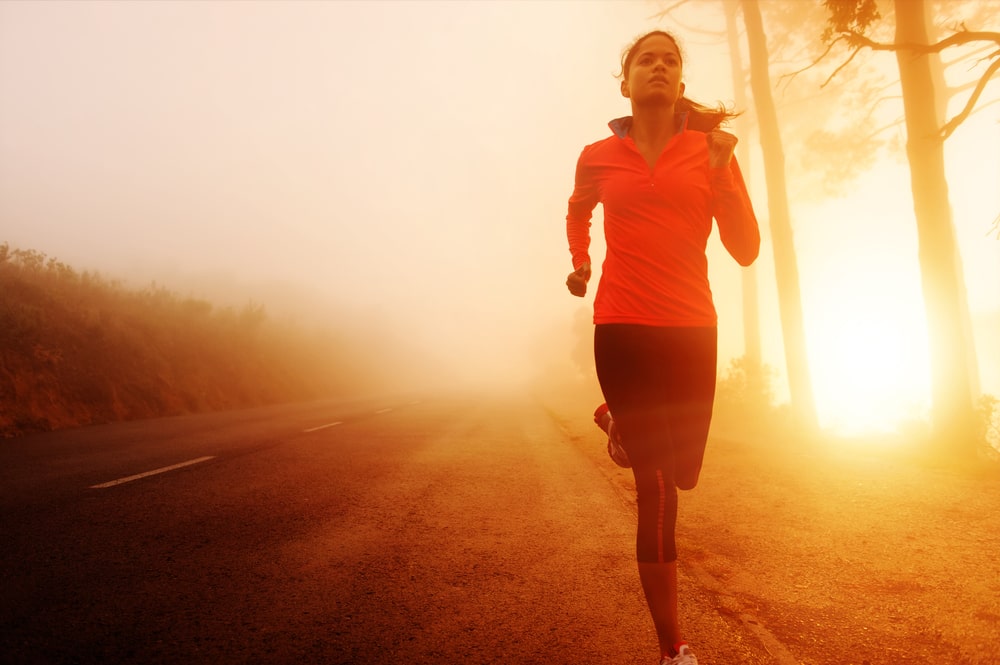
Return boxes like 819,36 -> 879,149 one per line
595,325 -> 683,656
633,465 -> 682,656
638,560 -> 681,654
594,325 -> 717,658
665,328 -> 717,491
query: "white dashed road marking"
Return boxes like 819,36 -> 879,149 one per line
303,421 -> 343,433
90,456 -> 215,489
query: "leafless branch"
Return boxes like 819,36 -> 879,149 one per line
838,29 -> 1000,55
968,46 -> 1000,69
941,56 -> 1000,138
777,37 -> 843,93
827,29 -> 1000,137
866,117 -> 904,142
940,43 -> 996,79
989,214 -> 1000,240
650,1 -> 725,38
650,0 -> 693,19
822,45 -> 864,88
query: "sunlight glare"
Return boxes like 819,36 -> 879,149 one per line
807,288 -> 931,436
792,155 -> 943,438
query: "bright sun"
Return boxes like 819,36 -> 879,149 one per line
798,170 -> 934,436
806,293 -> 931,435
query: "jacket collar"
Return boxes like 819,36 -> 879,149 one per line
609,112 -> 689,139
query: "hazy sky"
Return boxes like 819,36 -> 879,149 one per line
2,0 -> 998,432
1,0 -> 672,381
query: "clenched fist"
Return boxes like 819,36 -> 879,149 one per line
706,130 -> 738,168
566,262 -> 591,297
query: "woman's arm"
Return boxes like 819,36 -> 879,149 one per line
711,155 -> 760,267
565,147 -> 600,293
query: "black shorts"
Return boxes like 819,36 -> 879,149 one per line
594,324 -> 717,562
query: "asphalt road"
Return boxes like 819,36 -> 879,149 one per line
0,393 -> 789,665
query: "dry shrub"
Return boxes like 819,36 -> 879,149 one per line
0,243 -> 402,437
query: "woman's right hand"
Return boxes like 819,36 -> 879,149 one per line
566,262 -> 591,297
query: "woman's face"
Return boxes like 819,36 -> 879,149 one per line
621,34 -> 685,108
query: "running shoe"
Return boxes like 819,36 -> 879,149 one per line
593,403 -> 630,468
659,645 -> 698,665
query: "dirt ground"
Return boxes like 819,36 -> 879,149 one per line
547,395 -> 1000,665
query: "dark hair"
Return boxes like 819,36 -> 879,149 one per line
619,30 -> 738,132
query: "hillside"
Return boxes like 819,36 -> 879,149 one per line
0,244 -> 404,438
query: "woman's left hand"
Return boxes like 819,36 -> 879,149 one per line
706,130 -> 738,168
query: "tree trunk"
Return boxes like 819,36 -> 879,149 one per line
739,0 -> 817,430
923,2 -> 982,400
724,0 -> 762,371
894,0 -> 978,454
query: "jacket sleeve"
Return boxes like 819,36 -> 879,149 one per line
710,156 -> 760,267
566,146 -> 600,270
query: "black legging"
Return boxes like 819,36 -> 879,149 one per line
594,324 -> 717,563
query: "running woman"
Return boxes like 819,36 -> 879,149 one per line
564,30 -> 760,665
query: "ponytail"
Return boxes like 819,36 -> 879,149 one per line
677,97 -> 738,133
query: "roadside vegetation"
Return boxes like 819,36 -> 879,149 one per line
0,243 -> 404,438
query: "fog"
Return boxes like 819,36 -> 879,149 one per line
2,1 -> 998,429
1,0 -> 676,389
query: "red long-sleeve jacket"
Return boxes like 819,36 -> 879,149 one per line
566,115 -> 760,327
